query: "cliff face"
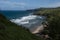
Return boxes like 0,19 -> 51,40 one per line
0,14 -> 42,40
33,7 -> 60,40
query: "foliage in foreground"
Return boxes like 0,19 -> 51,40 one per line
0,14 -> 42,40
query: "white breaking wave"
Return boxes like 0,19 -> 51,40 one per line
10,15 -> 43,28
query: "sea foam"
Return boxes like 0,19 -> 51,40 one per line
10,15 -> 43,28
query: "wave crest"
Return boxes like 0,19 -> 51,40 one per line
10,15 -> 44,28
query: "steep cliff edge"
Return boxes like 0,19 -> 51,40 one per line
33,7 -> 60,40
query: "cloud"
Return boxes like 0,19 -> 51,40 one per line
47,2 -> 60,7
0,0 -> 26,10
52,2 -> 60,7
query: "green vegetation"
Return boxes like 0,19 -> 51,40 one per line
33,7 -> 60,40
0,14 -> 42,40
0,7 -> 60,40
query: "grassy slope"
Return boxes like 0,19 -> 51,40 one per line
0,14 -> 42,40
33,7 -> 60,40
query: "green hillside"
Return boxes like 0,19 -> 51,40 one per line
0,14 -> 42,40
33,7 -> 60,40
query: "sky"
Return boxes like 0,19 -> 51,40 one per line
0,0 -> 60,10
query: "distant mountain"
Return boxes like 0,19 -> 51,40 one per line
33,7 -> 60,16
0,14 -> 42,40
27,7 -> 60,13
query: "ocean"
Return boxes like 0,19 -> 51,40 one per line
0,11 -> 32,19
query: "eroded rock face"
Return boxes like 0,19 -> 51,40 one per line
31,21 -> 50,40
31,25 -> 44,34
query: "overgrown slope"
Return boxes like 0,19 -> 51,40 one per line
0,14 -> 42,40
33,7 -> 60,40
